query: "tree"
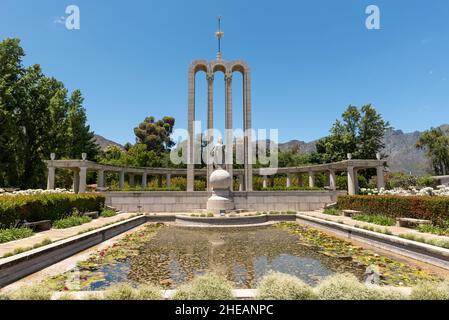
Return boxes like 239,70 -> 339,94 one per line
66,90 -> 100,160
97,115 -> 179,170
124,144 -> 162,167
0,38 -> 99,188
358,104 -> 389,159
316,104 -> 390,163
416,127 -> 449,175
0,38 -> 25,187
134,116 -> 175,154
97,145 -> 126,166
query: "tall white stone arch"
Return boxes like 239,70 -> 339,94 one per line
187,59 -> 252,192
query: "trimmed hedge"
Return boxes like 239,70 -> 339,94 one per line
337,195 -> 449,226
0,194 -> 105,228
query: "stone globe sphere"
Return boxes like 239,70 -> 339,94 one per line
209,168 -> 232,190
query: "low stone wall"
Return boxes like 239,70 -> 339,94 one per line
0,215 -> 147,288
175,214 -> 297,226
105,191 -> 346,212
295,214 -> 449,270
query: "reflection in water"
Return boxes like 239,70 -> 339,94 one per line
74,225 -> 366,290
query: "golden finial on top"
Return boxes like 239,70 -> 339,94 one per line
215,16 -> 224,60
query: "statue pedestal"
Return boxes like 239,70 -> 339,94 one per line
206,168 -> 235,214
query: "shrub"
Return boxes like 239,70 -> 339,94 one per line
135,284 -> 164,300
172,273 -> 234,300
323,208 -> 341,216
336,174 -> 348,190
315,273 -> 377,300
411,281 -> 449,300
84,293 -> 103,300
10,284 -> 52,300
399,233 -> 449,249
337,195 -> 449,226
103,283 -> 163,300
0,228 -> 34,244
0,193 -> 105,228
374,287 -> 408,300
0,294 -> 10,300
103,284 -> 139,300
57,293 -> 76,300
260,186 -> 322,191
2,238 -> 52,258
100,209 -> 117,218
256,272 -> 316,300
385,172 -> 418,189
52,216 -> 92,229
385,173 -> 439,189
352,214 -> 396,226
416,223 -> 449,236
416,176 -> 440,188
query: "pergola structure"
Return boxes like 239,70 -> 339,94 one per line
46,158 -> 387,195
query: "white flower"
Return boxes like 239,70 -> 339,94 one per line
0,188 -> 74,197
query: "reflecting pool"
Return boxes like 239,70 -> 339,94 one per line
57,224 -> 369,290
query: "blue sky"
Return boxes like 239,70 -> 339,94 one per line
1,0 -> 448,145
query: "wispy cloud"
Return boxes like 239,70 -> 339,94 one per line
54,16 -> 66,24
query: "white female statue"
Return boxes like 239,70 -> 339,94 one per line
212,137 -> 226,169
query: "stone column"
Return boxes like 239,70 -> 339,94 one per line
377,165 -> 385,190
73,168 -> 80,193
325,171 -> 330,187
308,171 -> 315,188
329,170 -> 337,191
47,166 -> 55,190
79,167 -> 87,193
239,175 -> 244,191
129,173 -> 135,187
297,173 -> 304,187
263,175 -> 268,189
206,73 -> 214,192
142,173 -> 147,188
97,170 -> 105,188
157,175 -> 163,188
187,66 -> 196,192
225,72 -> 233,191
244,69 -> 253,191
347,166 -> 356,195
119,171 -> 125,189
166,173 -> 171,188
286,174 -> 292,188
354,169 -> 359,194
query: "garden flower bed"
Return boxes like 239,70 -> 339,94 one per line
360,185 -> 449,197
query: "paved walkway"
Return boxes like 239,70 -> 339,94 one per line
0,212 -> 139,257
303,210 -> 449,243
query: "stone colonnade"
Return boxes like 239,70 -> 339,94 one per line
46,157 -> 386,195
46,160 -> 176,194
259,156 -> 385,194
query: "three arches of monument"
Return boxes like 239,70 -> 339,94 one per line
187,60 -> 253,192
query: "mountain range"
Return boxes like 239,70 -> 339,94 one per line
278,125 -> 449,175
94,124 -> 449,175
